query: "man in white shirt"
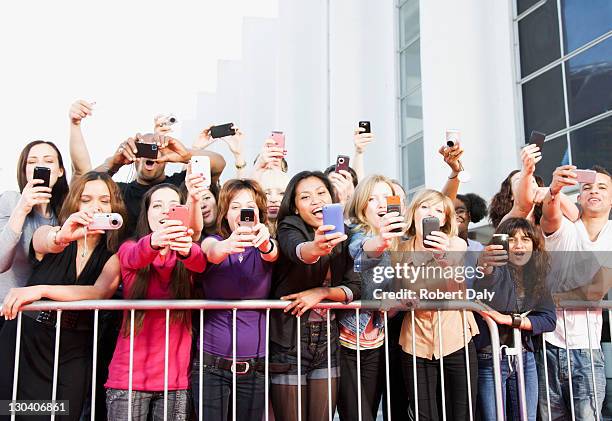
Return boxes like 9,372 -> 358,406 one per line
538,165 -> 612,420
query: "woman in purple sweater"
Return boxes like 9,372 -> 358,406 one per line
193,179 -> 278,420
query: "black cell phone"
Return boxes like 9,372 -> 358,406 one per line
335,155 -> 350,173
135,143 -> 159,159
529,131 -> 546,149
490,234 -> 509,253
240,208 -> 256,227
358,121 -> 371,134
210,123 -> 236,139
386,196 -> 402,233
422,216 -> 440,248
33,166 -> 51,188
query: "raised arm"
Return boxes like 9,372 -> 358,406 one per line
68,100 -> 95,178
32,211 -> 99,260
352,127 -> 374,182
540,165 -> 577,235
184,166 -> 206,241
439,142 -> 464,200
513,144 -> 542,217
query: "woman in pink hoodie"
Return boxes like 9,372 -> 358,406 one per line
105,183 -> 206,420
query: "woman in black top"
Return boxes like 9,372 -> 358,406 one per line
269,171 -> 360,421
0,171 -> 126,421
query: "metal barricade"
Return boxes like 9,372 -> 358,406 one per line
7,299 -> 505,421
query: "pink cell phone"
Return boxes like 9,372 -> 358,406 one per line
335,155 -> 350,173
271,131 -> 286,152
574,169 -> 597,184
168,205 -> 190,228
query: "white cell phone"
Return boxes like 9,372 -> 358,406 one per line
89,213 -> 123,230
190,156 -> 211,188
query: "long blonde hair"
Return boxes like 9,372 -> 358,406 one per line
346,174 -> 396,235
404,189 -> 458,238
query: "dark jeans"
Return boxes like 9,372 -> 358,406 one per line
105,388 -> 190,421
401,342 -> 478,421
190,355 -> 265,420
338,345 -> 385,421
383,311 -> 411,421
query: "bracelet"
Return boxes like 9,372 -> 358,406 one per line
52,228 -> 68,247
235,160 -> 247,170
260,240 -> 275,255
511,314 -> 523,329
448,172 -> 459,180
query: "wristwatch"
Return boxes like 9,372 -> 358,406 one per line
511,313 -> 523,329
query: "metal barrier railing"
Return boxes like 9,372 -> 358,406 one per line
7,299 -> 505,421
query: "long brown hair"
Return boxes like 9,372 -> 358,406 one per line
494,217 -> 550,300
215,179 -> 269,239
489,170 -> 544,228
123,183 -> 193,337
17,140 -> 69,218
58,171 -> 126,253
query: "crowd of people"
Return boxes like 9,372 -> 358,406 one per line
0,99 -> 610,421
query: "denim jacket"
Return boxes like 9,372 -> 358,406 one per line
338,227 -> 391,335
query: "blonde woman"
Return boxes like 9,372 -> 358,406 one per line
393,189 -> 478,421
337,175 -> 406,420
257,168 -> 289,237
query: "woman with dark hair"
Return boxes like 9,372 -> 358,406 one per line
269,171 -> 360,421
105,183 -> 206,420
0,140 -> 69,330
474,217 -> 556,421
0,171 -> 126,421
191,179 -> 278,420
488,145 -> 578,228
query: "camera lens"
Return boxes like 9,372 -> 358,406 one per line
338,158 -> 344,164
446,141 -> 455,147
111,219 -> 119,226
152,145 -> 158,151
168,116 -> 177,124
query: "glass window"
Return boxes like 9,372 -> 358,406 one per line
534,135 -> 570,185
565,37 -> 612,125
399,0 -> 419,48
562,0 -> 612,53
401,87 -> 423,139
402,138 -> 425,190
518,0 -> 561,77
521,65 -> 567,139
400,40 -> 421,96
517,0 -> 541,15
569,115 -> 612,171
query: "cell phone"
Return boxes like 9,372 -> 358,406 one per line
529,130 -> 546,149
240,208 -> 256,228
135,143 -> 159,159
190,156 -> 211,188
271,131 -> 286,152
445,129 -> 461,147
574,169 -> 597,184
33,166 -> 51,188
210,123 -> 236,139
89,213 -> 124,230
168,205 -> 190,228
386,196 -> 402,233
358,121 -> 371,134
422,216 -> 440,248
490,233 -> 509,253
335,155 -> 350,173
322,203 -> 345,236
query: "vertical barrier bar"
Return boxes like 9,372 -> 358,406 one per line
541,339 -> 552,421
513,327 -> 528,421
586,309 -> 600,421
480,313 -> 504,421
411,310 -> 419,421
199,309 -> 203,421
356,308 -> 362,421
164,309 -> 169,421
562,309 -> 576,420
265,308 -> 270,421
327,314 -> 332,421
462,310 -> 473,421
232,308 -> 237,421
90,309 -> 99,421
50,310 -> 62,421
437,310 -> 446,421
383,311 -> 391,421
128,309 -> 135,421
296,315 -> 302,421
10,312 -> 22,421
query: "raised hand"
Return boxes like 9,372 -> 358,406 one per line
17,179 -> 52,215
69,100 -> 94,125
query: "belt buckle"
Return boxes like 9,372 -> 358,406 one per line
231,361 -> 250,374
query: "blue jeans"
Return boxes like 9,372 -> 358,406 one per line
535,343 -> 606,421
477,351 -> 538,421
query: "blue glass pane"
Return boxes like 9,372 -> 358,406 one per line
562,0 -> 612,53
518,0 -> 540,15
402,139 -> 424,190
518,0 -> 561,77
522,65 -> 566,139
570,116 -> 612,172
565,37 -> 612,125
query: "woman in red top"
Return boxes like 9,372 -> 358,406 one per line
105,183 -> 206,421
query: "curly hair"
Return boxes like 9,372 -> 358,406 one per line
494,218 -> 550,301
488,170 -> 544,228
456,193 -> 488,223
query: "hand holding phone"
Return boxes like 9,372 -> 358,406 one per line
358,121 -> 371,134
271,131 -> 286,155
528,131 -> 546,149
33,167 -> 51,188
386,196 -> 403,233
335,155 -> 350,173
422,216 -> 440,249
322,204 -> 345,235
240,208 -> 256,228
210,123 -> 236,139
167,205 -> 190,228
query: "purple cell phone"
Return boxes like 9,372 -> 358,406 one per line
322,204 -> 345,235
